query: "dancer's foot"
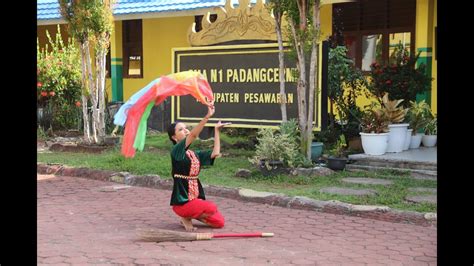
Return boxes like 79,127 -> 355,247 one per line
198,218 -> 211,227
179,217 -> 196,232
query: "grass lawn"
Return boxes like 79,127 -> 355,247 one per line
37,133 -> 437,213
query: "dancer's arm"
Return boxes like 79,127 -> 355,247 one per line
211,121 -> 232,159
185,105 -> 214,148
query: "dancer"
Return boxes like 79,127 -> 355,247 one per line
167,104 -> 231,231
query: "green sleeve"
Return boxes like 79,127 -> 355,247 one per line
195,150 -> 215,166
171,138 -> 188,161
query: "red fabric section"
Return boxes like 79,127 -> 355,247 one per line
172,199 -> 225,228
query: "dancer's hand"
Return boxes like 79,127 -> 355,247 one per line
205,105 -> 215,119
215,120 -> 231,130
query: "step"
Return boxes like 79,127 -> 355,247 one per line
348,156 -> 437,171
345,164 -> 437,180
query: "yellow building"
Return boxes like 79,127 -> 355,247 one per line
37,0 -> 437,124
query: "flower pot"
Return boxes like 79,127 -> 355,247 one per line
311,142 -> 324,162
386,123 -> 409,153
403,129 -> 413,150
360,132 -> 389,156
258,160 -> 288,176
327,157 -> 347,171
409,133 -> 424,149
422,135 -> 437,147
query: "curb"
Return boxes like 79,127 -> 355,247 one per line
37,163 -> 437,227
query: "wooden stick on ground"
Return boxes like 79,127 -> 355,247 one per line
136,228 -> 274,242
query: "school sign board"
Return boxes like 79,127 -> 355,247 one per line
172,43 -> 328,129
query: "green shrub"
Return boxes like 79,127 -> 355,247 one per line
249,127 -> 300,170
37,25 -> 82,131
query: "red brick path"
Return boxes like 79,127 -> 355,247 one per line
38,174 -> 437,265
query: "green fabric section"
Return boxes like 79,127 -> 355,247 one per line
111,58 -> 123,62
111,61 -> 123,102
416,55 -> 432,105
133,101 -> 154,151
195,150 -> 215,166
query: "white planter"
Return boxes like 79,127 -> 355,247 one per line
403,129 -> 413,150
422,135 -> 437,147
386,123 -> 409,153
409,133 -> 424,149
360,132 -> 389,155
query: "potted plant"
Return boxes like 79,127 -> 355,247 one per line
407,100 -> 432,149
422,115 -> 437,147
368,43 -> 432,108
327,134 -> 347,171
381,93 -> 409,153
403,126 -> 413,151
359,104 -> 390,155
249,127 -> 300,176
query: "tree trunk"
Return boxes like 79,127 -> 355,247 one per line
289,18 -> 308,156
275,11 -> 287,122
306,1 -> 320,160
80,41 -> 92,144
84,42 -> 99,143
96,47 -> 107,140
307,41 -> 317,159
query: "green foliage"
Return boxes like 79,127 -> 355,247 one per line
368,42 -> 432,107
313,125 -> 342,145
37,126 -> 49,141
407,100 -> 432,134
328,46 -> 368,139
278,118 -> 300,142
59,0 -> 114,48
37,26 -> 82,131
424,115 -> 437,135
328,134 -> 347,158
249,125 -> 300,170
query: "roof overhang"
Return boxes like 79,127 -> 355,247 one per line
37,0 -> 354,26
38,6 -> 220,26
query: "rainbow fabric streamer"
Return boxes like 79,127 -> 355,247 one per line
114,70 -> 214,158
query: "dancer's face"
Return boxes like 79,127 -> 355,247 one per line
172,122 -> 190,143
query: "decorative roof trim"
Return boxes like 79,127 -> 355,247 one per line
188,0 -> 286,46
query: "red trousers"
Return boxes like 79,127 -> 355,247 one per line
172,199 -> 225,228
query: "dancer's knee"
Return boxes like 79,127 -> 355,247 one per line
212,219 -> 225,228
202,201 -> 217,215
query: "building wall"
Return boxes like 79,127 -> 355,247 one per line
37,1 -> 437,116
320,5 -> 332,40
329,0 -> 437,120
416,0 -> 436,113
431,0 -> 437,115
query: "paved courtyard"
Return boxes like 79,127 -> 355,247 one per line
38,174 -> 437,265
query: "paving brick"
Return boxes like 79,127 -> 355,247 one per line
37,174 -> 437,265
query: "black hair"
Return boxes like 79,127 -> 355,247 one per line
167,122 -> 178,144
